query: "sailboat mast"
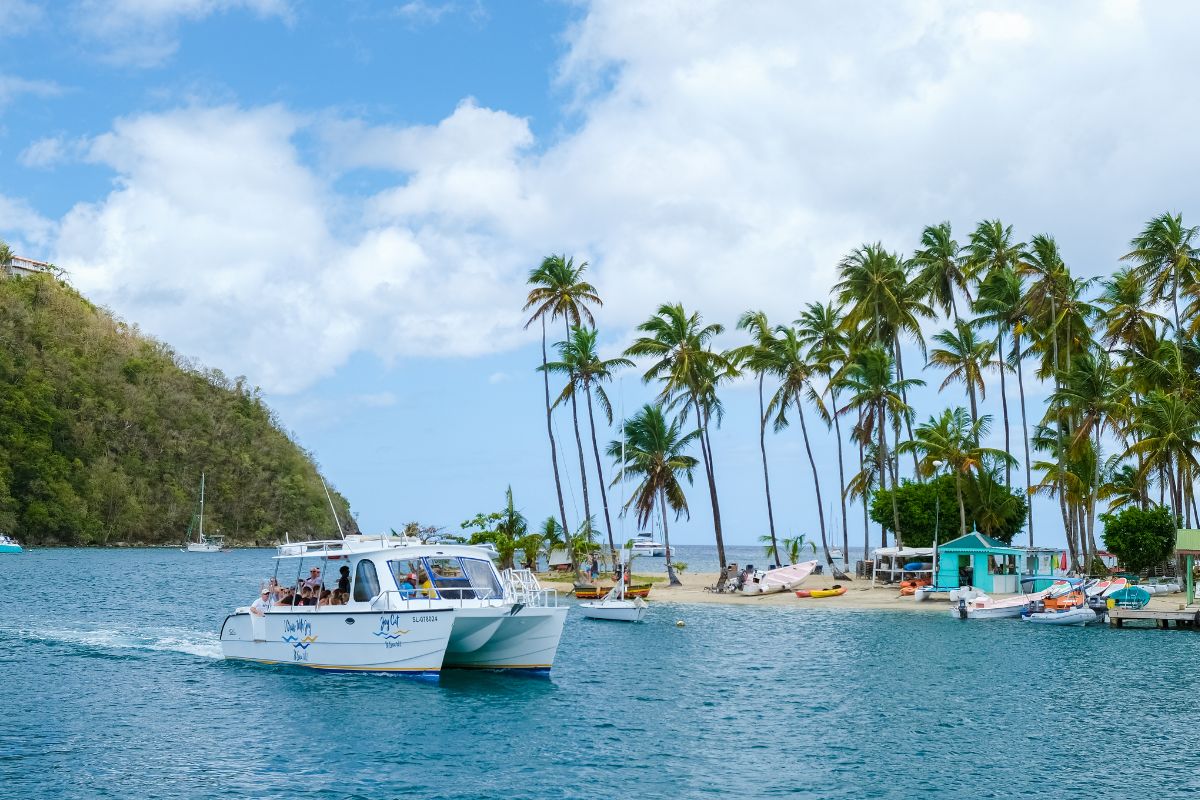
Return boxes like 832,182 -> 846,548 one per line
198,471 -> 205,541
321,477 -> 345,539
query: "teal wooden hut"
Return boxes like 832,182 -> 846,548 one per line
934,532 -> 1026,592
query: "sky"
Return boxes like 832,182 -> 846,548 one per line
2,0 -> 1200,549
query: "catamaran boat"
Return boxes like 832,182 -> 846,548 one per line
629,531 -> 665,557
219,534 -> 568,676
740,560 -> 818,595
182,472 -> 228,553
0,534 -> 23,554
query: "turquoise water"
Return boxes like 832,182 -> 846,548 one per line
3,549 -> 1197,799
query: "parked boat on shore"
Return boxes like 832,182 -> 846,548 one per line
740,560 -> 817,595
219,534 -> 568,675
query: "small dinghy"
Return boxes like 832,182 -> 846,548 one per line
1023,605 -> 1098,625
953,589 -> 1051,620
795,585 -> 846,599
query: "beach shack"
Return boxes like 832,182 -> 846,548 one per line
869,546 -> 934,587
934,533 -> 1025,592
1176,529 -> 1200,605
1017,547 -> 1070,591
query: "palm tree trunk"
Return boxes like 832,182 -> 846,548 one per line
955,471 -> 967,538
659,488 -> 681,586
696,405 -> 728,572
796,398 -> 831,566
858,414 -> 870,566
831,385 -> 850,564
1015,334 -> 1033,546
584,382 -> 616,563
997,327 -> 1011,486
568,382 -> 593,547
894,342 -> 920,478
881,402 -> 902,549
757,374 -> 780,566
540,319 -> 570,553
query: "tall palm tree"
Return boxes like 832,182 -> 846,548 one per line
626,303 -> 737,572
973,266 -> 1025,495
607,404 -> 700,587
796,301 -> 852,561
1097,268 -> 1165,357
912,221 -> 971,323
928,320 -> 995,432
1122,212 -> 1200,341
839,346 -> 922,547
524,255 -> 602,552
1126,390 -> 1200,521
898,408 -> 1015,537
732,310 -> 781,566
543,326 -> 633,563
764,325 -> 835,571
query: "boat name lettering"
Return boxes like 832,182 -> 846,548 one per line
283,618 -> 312,637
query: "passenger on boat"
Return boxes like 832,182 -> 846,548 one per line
303,567 -> 323,590
250,589 -> 271,616
398,573 -> 417,599
418,567 -> 436,598
337,565 -> 351,594
297,586 -> 316,606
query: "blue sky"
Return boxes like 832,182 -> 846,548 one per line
3,1 -> 1200,549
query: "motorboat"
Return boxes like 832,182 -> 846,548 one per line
182,473 -> 229,553
951,588 -> 1051,620
0,534 -> 23,554
219,534 -> 568,676
740,560 -> 817,595
629,532 -> 665,557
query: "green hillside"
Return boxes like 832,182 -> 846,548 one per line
0,266 -> 355,546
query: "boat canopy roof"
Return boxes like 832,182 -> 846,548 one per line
273,534 -> 497,562
936,532 -> 1025,555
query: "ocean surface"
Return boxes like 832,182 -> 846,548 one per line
3,548 -> 1197,799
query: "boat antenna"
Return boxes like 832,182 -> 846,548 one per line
321,477 -> 346,539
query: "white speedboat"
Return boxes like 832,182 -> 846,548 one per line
219,534 -> 568,675
182,472 -> 228,553
0,534 -> 23,554
629,532 -> 665,557
952,589 -> 1050,620
740,560 -> 817,595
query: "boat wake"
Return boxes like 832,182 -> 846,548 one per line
5,626 -> 222,659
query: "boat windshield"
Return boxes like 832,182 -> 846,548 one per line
415,556 -> 503,600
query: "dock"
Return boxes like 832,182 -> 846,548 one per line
1108,605 -> 1200,629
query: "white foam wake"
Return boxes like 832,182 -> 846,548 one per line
12,626 -> 223,659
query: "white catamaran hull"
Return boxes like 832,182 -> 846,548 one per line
219,609 -> 455,675
442,606 -> 568,672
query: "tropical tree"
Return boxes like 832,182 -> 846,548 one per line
625,303 -> 737,573
538,516 -> 567,565
928,320 -> 995,433
542,325 -> 633,562
764,325 -> 835,571
796,301 -> 852,563
607,404 -> 700,586
1125,390 -> 1200,524
912,221 -> 971,323
732,310 -> 781,566
1122,212 -> 1200,340
898,408 -> 1015,538
973,266 -> 1026,486
778,534 -> 817,565
524,255 -> 602,554
462,486 -> 527,570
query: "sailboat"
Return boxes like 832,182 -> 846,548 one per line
182,472 -> 227,552
579,549 -> 649,622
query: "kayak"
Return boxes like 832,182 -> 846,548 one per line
796,585 -> 846,599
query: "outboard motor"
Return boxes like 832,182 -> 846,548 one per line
957,598 -> 968,620
1086,594 -> 1108,619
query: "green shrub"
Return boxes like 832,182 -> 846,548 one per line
1100,505 -> 1178,574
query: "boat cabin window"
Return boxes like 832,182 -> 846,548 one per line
460,558 -> 502,599
426,558 -> 472,599
353,560 -> 381,602
387,559 -> 424,599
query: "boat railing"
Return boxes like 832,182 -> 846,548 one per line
367,591 -> 509,611
502,568 -> 560,608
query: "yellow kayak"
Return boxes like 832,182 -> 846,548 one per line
795,585 -> 846,599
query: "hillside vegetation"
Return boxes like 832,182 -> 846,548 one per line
0,269 -> 354,546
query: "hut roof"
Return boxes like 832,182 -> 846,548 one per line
936,532 -> 1024,554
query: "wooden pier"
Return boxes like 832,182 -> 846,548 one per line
1108,606 -> 1200,629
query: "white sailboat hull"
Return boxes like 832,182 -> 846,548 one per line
219,608 -> 455,675
579,598 -> 648,623
740,560 -> 818,595
185,542 -> 224,553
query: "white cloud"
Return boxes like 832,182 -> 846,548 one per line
0,194 -> 55,252
18,135 -> 87,168
0,0 -> 42,33
7,0 -> 1200,395
0,75 -> 61,111
71,0 -> 293,66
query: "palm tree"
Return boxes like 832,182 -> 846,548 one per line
607,404 -> 700,586
928,320 -> 995,432
973,266 -> 1025,486
626,303 -> 737,573
524,255 -> 602,551
538,516 -> 567,566
839,346 -> 922,547
899,408 -> 1015,537
543,325 -> 633,562
1122,212 -> 1200,341
778,534 -> 817,565
764,325 -> 835,570
796,301 -> 852,563
1126,390 -> 1200,522
912,221 -> 971,323
466,486 -> 527,570
732,310 -> 782,567
1097,268 -> 1165,357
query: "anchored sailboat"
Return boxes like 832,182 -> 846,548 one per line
183,472 -> 227,553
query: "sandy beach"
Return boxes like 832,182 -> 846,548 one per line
543,571 -> 1193,613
